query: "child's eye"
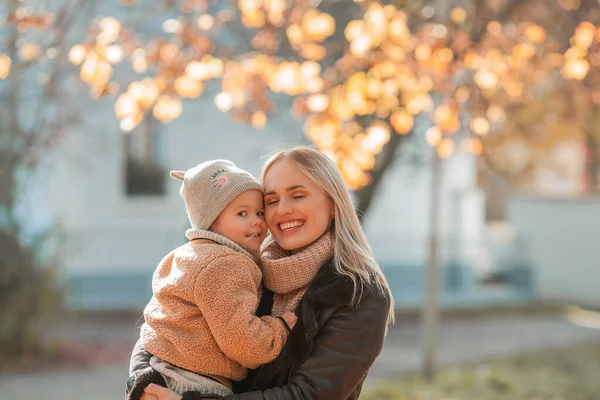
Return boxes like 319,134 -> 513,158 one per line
257,211 -> 265,217
238,211 -> 248,217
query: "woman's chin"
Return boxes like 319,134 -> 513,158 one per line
275,235 -> 309,252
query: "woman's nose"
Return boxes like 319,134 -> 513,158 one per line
276,199 -> 293,216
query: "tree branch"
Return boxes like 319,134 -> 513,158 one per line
472,0 -> 528,43
354,131 -> 405,221
26,0 -> 92,161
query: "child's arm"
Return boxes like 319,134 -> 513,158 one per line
191,254 -> 290,369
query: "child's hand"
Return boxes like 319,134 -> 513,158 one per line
282,311 -> 297,329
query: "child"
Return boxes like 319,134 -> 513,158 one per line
126,160 -> 297,400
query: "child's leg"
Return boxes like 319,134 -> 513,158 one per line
150,356 -> 233,397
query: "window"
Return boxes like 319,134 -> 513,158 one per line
123,114 -> 166,196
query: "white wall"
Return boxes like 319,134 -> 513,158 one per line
508,195 -> 600,306
364,150 -> 485,270
39,96 -> 307,275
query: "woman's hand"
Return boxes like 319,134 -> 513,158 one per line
141,384 -> 182,400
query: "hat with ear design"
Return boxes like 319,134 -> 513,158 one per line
171,160 -> 263,230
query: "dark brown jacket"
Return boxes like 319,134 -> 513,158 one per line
129,260 -> 391,400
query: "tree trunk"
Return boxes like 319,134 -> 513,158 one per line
420,0 -> 449,381
0,152 -> 60,357
0,3 -> 57,356
585,134 -> 599,194
422,152 -> 442,381
354,132 -> 404,221
0,153 -> 18,233
1,2 -> 21,234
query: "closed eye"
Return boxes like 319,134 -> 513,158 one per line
266,199 -> 279,205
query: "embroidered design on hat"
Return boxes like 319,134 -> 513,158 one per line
211,169 -> 230,188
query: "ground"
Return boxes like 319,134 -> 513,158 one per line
362,341 -> 600,399
1,310 -> 599,399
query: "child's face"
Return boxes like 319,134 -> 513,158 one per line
210,189 -> 267,256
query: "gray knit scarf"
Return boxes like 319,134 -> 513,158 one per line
186,228 -> 259,263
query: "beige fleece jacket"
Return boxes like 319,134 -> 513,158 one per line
140,241 -> 288,384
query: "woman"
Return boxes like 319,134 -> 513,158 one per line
130,146 -> 395,400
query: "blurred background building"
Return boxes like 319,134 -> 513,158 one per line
20,95 -> 535,312
4,1 -> 600,399
6,0 -> 600,316
2,0 -> 600,357
34,109 -> 598,313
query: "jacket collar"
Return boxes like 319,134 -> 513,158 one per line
302,258 -> 355,307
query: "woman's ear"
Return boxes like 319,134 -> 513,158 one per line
170,170 -> 186,181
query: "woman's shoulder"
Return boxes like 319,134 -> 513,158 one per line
306,260 -> 390,309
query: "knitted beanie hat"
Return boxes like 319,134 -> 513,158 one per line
170,160 -> 263,230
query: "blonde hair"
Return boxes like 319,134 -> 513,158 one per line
261,146 -> 395,325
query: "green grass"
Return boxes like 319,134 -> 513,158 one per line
363,341 -> 600,400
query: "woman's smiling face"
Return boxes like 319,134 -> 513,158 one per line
263,158 -> 334,253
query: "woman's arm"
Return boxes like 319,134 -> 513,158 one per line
126,338 -> 168,400
130,337 -> 152,375
224,290 -> 391,400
